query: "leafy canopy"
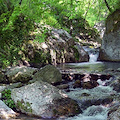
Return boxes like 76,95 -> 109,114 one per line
0,0 -> 119,67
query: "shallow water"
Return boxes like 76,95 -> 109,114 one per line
57,61 -> 120,73
56,61 -> 120,120
12,61 -> 120,120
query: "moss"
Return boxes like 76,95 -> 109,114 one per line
17,100 -> 32,113
71,46 -> 79,61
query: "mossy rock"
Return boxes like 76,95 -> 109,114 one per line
17,100 -> 32,113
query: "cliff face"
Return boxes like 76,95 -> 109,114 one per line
99,9 -> 120,61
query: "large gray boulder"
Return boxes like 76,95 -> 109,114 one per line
5,66 -> 38,83
18,28 -> 89,67
47,29 -> 89,65
11,81 -> 81,118
99,9 -> 120,61
33,64 -> 62,84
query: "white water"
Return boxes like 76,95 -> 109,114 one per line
83,46 -> 99,63
66,105 -> 108,120
89,53 -> 99,63
62,78 -> 117,120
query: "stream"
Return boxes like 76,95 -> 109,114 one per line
15,47 -> 120,120
56,47 -> 120,120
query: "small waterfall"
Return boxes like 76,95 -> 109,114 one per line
83,46 -> 99,63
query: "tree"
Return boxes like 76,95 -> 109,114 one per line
104,0 -> 112,12
0,0 -> 120,67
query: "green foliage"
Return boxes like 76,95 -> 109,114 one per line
1,89 -> 16,109
17,100 -> 32,113
0,1 -> 35,67
0,0 -> 119,68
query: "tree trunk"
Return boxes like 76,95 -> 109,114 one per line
19,0 -> 22,5
104,0 -> 112,13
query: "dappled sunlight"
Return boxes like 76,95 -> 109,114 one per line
59,90 -> 68,98
0,108 -> 17,119
75,35 -> 101,48
41,43 -> 48,49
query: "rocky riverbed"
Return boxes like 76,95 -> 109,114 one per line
0,63 -> 120,120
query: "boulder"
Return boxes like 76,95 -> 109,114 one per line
33,64 -> 62,84
18,28 -> 89,67
82,81 -> 99,89
75,43 -> 89,62
11,81 -> 81,118
0,100 -> 17,119
47,29 -> 89,65
99,9 -> 120,61
5,66 -> 38,83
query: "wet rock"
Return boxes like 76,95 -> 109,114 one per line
5,66 -> 38,83
82,81 -> 99,89
52,98 -> 82,117
33,65 -> 62,84
73,80 -> 82,88
81,93 -> 90,97
90,74 -> 99,81
74,74 -> 84,80
56,84 -> 69,89
11,81 -> 81,118
62,73 -> 74,81
81,95 -> 113,110
107,103 -> 120,120
82,74 -> 91,82
100,74 -> 112,81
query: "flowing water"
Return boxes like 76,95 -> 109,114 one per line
62,85 -> 117,120
56,47 -> 120,120
15,47 -> 120,120
58,46 -> 120,73
66,105 -> 108,120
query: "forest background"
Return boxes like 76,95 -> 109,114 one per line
0,0 -> 120,67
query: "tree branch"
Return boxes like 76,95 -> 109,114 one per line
104,0 -> 112,12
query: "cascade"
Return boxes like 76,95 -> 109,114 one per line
83,46 -> 99,62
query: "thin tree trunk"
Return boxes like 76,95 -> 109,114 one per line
104,0 -> 112,12
19,0 -> 22,5
70,0 -> 73,35
85,0 -> 91,19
